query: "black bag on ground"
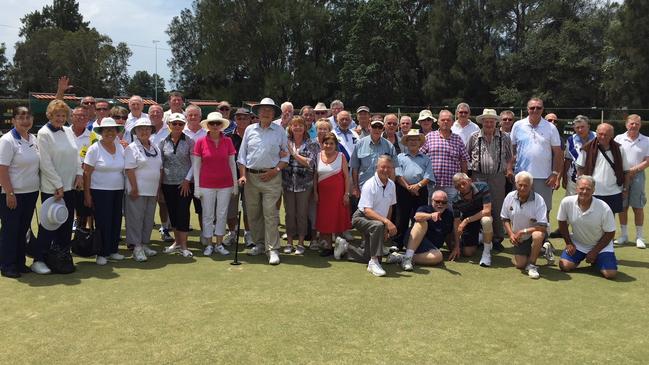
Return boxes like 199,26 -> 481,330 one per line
71,227 -> 101,258
45,243 -> 75,274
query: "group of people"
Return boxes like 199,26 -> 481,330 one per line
0,79 -> 647,280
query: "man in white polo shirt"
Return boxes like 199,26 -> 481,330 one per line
501,171 -> 550,279
451,102 -> 480,147
614,114 -> 649,248
557,175 -> 617,279
337,156 -> 397,277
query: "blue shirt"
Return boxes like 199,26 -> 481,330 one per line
395,151 -> 435,185
350,136 -> 396,187
237,122 -> 289,169
307,124 -> 317,140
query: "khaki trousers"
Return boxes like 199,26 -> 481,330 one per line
244,172 -> 282,251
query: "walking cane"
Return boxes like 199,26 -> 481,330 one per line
230,210 -> 242,265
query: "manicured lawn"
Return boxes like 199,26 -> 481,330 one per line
1,183 -> 648,364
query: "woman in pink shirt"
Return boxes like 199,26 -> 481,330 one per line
193,112 -> 238,257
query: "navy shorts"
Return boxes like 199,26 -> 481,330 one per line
460,220 -> 481,247
594,193 -> 623,214
560,249 -> 618,271
402,228 -> 445,254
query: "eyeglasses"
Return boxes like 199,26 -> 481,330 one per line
82,101 -> 96,105
458,111 -> 469,115
170,122 -> 184,126
386,122 -> 397,126
219,107 -> 230,111
433,200 -> 448,204
208,121 -> 222,126
546,119 -> 557,123
501,118 -> 513,121
96,107 -> 108,111
528,106 -> 543,111
315,111 -> 327,115
371,124 -> 384,129
112,115 -> 127,120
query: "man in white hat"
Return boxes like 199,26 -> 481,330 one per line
238,97 -> 289,265
452,102 -> 480,147
466,108 -> 513,250
415,109 -> 436,136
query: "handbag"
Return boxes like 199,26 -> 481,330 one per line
45,242 -> 75,274
71,226 -> 101,257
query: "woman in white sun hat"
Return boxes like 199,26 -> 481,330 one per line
83,117 -> 126,265
193,112 -> 237,257
124,117 -> 163,262
159,113 -> 195,257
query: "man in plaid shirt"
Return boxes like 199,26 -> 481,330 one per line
419,109 -> 469,209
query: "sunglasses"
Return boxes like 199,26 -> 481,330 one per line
170,122 -> 184,126
219,107 -> 230,111
112,115 -> 127,120
82,101 -> 96,105
458,111 -> 469,115
528,106 -> 543,111
546,119 -> 557,123
208,121 -> 223,126
371,124 -> 384,129
433,200 -> 448,204
96,107 -> 109,111
501,118 -> 513,121
315,111 -> 327,115
386,122 -> 397,126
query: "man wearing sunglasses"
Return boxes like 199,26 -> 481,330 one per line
510,97 -> 562,227
386,190 -> 454,271
452,102 -> 480,147
218,101 -> 236,134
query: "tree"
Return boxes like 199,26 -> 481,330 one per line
103,42 -> 132,96
20,0 -> 89,38
126,70 -> 164,99
0,43 -> 10,96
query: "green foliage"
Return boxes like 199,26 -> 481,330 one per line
126,71 -> 165,100
19,0 -> 89,38
0,43 -> 10,96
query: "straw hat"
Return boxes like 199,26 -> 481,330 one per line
400,129 -> 426,145
416,109 -> 437,123
476,109 -> 501,124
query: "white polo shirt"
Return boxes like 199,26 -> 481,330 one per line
500,190 -> 548,241
510,117 -> 561,178
150,124 -> 170,147
557,195 -> 615,253
576,147 -> 628,196
357,173 -> 396,218
451,120 -> 480,147
614,132 -> 649,167
124,140 -> 162,196
0,130 -> 40,194
183,126 -> 207,141
84,141 -> 125,190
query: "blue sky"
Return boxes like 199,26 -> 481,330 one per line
0,0 -> 194,89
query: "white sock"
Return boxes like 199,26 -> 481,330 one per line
370,257 -> 380,265
636,226 -> 644,240
244,230 -> 250,235
621,225 -> 628,237
405,249 -> 415,258
483,242 -> 493,252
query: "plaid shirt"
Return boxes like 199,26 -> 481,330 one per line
420,131 -> 468,187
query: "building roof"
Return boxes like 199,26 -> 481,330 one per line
30,93 -> 79,101
114,96 -> 157,105
187,99 -> 221,107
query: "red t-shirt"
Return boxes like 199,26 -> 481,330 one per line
193,133 -> 236,188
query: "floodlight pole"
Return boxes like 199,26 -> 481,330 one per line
153,40 -> 159,102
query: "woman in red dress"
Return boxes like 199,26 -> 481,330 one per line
315,132 -> 351,257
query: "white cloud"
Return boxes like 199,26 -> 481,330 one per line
0,0 -> 193,91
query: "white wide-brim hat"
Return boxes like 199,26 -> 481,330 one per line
93,117 -> 125,134
251,97 -> 282,118
400,129 -> 426,145
131,117 -> 156,133
40,196 -> 69,231
200,112 -> 230,131
476,108 -> 501,124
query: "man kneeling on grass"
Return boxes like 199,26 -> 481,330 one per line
386,190 -> 453,271
557,175 -> 618,279
500,171 -> 550,279
335,156 -> 397,277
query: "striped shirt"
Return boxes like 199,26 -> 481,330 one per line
466,130 -> 512,175
419,131 -> 468,188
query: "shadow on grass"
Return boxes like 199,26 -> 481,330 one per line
16,261 -> 120,287
617,259 -> 649,269
561,265 -> 636,282
214,243 -> 333,268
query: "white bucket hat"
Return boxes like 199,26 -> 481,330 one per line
40,197 -> 69,231
93,117 -> 125,134
476,109 -> 501,124
131,117 -> 156,132
200,112 -> 230,131
416,109 -> 437,123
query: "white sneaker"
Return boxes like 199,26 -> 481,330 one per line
479,249 -> 491,267
614,235 -> 628,245
542,241 -> 555,264
181,249 -> 193,257
248,244 -> 265,256
95,256 -> 107,266
295,245 -> 305,255
386,252 -> 403,264
268,250 -> 280,265
283,245 -> 293,254
163,242 -> 180,254
526,264 -> 540,279
223,231 -> 236,246
281,233 -> 288,240
31,261 -> 51,274
401,255 -> 414,271
637,238 -> 646,249
142,245 -> 157,257
108,252 -> 125,261
203,245 -> 214,256
367,261 -> 386,277
159,227 -> 174,242
342,231 -> 354,241
133,247 -> 147,262
334,237 -> 348,260
214,244 -> 230,256
244,231 -> 254,248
